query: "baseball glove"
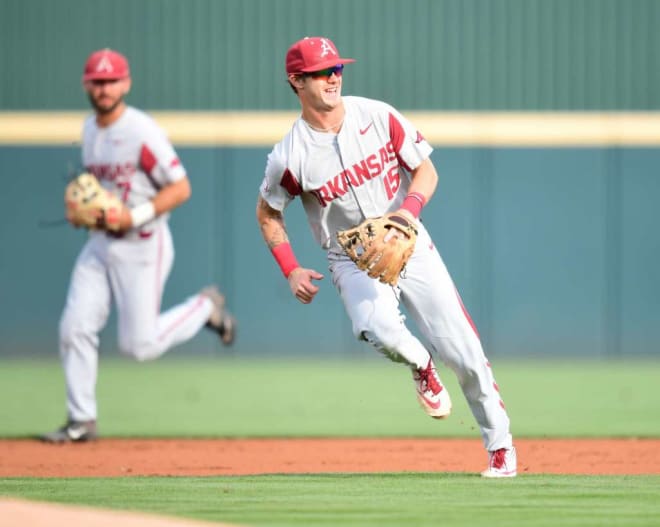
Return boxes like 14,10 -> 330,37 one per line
64,172 -> 123,231
336,212 -> 418,286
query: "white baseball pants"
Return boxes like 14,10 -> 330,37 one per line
59,225 -> 213,421
328,222 -> 513,452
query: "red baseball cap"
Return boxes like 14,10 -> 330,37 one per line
285,37 -> 355,74
82,48 -> 130,81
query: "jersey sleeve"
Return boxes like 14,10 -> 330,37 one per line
387,105 -> 433,172
259,141 -> 302,211
139,123 -> 186,187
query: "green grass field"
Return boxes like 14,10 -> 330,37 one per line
1,356 -> 659,526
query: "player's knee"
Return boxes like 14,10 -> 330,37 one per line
357,311 -> 404,348
360,319 -> 406,353
430,334 -> 481,375
361,330 -> 410,364
118,338 -> 159,362
59,317 -> 95,354
58,317 -> 72,347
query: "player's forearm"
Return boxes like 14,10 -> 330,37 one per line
124,177 -> 190,230
407,158 -> 438,202
257,196 -> 301,277
256,196 -> 290,248
399,158 -> 438,219
151,177 -> 191,215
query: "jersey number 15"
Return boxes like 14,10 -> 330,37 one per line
384,166 -> 400,200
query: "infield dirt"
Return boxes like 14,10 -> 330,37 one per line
1,437 -> 659,477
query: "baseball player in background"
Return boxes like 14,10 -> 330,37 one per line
42,49 -> 236,443
256,37 -> 517,477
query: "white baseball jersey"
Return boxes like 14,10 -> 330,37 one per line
82,106 -> 186,234
260,96 -> 432,252
59,106 -> 213,422
260,95 -> 513,453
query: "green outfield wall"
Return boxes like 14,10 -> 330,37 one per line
2,0 -> 660,111
1,143 -> 658,358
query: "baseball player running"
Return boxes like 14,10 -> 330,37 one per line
42,49 -> 236,443
256,37 -> 516,477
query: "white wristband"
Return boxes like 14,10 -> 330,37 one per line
130,201 -> 156,228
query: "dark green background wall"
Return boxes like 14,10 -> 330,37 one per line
2,0 -> 660,111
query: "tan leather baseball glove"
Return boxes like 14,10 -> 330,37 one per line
64,172 -> 123,231
336,212 -> 418,286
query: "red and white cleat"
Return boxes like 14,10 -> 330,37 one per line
481,446 -> 517,478
412,358 -> 452,419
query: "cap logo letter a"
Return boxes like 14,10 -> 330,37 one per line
96,55 -> 114,73
319,38 -> 337,58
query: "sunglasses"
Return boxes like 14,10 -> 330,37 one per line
307,64 -> 344,80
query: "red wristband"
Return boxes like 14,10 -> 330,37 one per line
271,242 -> 300,278
400,192 -> 426,218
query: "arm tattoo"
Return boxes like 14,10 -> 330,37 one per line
257,196 -> 290,248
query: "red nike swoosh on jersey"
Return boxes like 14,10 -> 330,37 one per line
359,122 -> 373,135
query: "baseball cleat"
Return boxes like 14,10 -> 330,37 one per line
412,358 -> 452,419
40,420 -> 98,443
481,446 -> 517,478
201,285 -> 237,346
217,311 -> 236,346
